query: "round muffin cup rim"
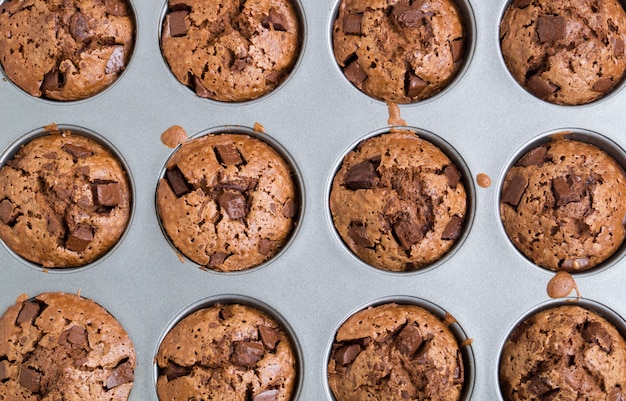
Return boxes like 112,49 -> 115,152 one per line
323,294 -> 475,401
325,125 -> 476,275
152,293 -> 304,401
156,0 -> 307,105
327,0 -> 477,106
496,127 -> 626,276
495,297 -> 626,401
0,0 -> 139,104
0,123 -> 136,273
155,124 -> 305,275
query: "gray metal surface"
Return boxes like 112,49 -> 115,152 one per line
1,0 -> 626,400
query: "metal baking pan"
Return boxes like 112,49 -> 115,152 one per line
1,0 -> 626,400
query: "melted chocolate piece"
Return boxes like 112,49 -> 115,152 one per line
393,219 -> 426,249
442,215 -> 463,240
165,167 -> 191,197
344,59 -> 368,86
395,325 -> 423,356
62,143 -> 93,159
253,389 -> 279,401
231,341 -> 265,367
59,325 -> 87,346
259,326 -> 281,351
517,145 -> 548,167
334,343 -> 361,366
592,78 -> 613,93
168,11 -> 189,37
96,182 -> 123,207
214,144 -> 243,166
344,159 -> 378,190
217,190 -> 247,219
282,198 -> 298,218
66,225 -> 94,252
106,360 -> 134,389
502,174 -> 527,207
536,15 -> 566,43
344,13 -> 363,35
613,37 -> 625,57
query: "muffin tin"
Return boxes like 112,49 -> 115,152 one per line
1,0 -> 626,400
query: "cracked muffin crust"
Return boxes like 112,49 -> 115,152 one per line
329,130 -> 467,272
499,305 -> 626,401
500,0 -> 626,105
156,133 -> 299,272
0,292 -> 136,401
0,130 -> 131,268
0,0 -> 135,101
328,303 -> 465,401
160,0 -> 301,102
156,303 -> 297,401
500,138 -> 626,272
332,0 -> 466,103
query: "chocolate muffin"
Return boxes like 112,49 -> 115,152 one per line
328,303 -> 465,401
0,130 -> 131,268
156,132 -> 299,272
0,0 -> 135,101
500,0 -> 626,105
499,305 -> 626,401
161,0 -> 301,102
332,0 -> 466,103
500,138 -> 626,272
0,292 -> 136,401
156,303 -> 297,401
329,130 -> 467,272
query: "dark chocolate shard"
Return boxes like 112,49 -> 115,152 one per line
70,12 -> 90,42
0,199 -> 16,225
344,159 -> 378,190
517,145 -> 548,167
344,13 -> 363,35
207,252 -> 229,268
165,167 -> 191,197
536,15 -> 566,43
592,78 -> 613,93
561,257 -> 589,271
16,302 -> 40,325
582,321 -> 612,352
105,0 -> 128,16
106,360 -> 134,389
168,11 -> 189,37
527,74 -> 558,99
259,326 -> 281,350
162,362 -> 191,380
19,366 -> 40,393
62,143 -> 93,159
214,144 -> 243,166
442,215 -> 463,240
343,59 -> 368,86
451,38 -> 464,62
552,175 -> 586,206
253,389 -> 279,401
96,182 -> 123,207
348,222 -> 373,248
105,46 -> 125,74
405,70 -> 427,98
502,174 -> 527,207
395,325 -> 423,355
453,351 -> 464,384
65,225 -> 94,252
334,343 -> 361,366
444,163 -> 462,188
232,341 -> 265,367
217,190 -> 247,219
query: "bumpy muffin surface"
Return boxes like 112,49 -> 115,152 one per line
0,0 -> 135,101
0,292 -> 136,401
332,0 -> 465,103
329,130 -> 467,272
161,0 -> 301,102
157,133 -> 299,272
328,303 -> 465,401
500,305 -> 626,401
500,0 -> 626,105
0,131 -> 131,268
500,138 -> 626,272
156,303 -> 297,401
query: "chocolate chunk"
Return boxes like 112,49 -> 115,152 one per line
344,13 -> 363,35
96,182 -> 123,207
105,0 -> 128,16
517,145 -> 548,167
502,174 -> 527,207
582,321 -> 612,352
167,11 -> 189,37
232,341 -> 265,367
62,143 -> 93,159
394,219 -> 426,249
43,152 -> 58,159
0,360 -> 8,381
392,0 -> 433,28
536,15 -> 566,43
552,175 -> 586,206
592,78 -> 613,93
253,389 -> 279,401
259,326 -> 281,350
344,159 -> 378,190
528,375 -> 551,395
19,366 -> 41,393
613,37 -> 624,57
395,325 -> 423,355
41,69 -> 65,92
192,75 -> 213,98
214,144 -> 243,165
16,302 -> 40,325
262,9 -> 287,31
348,223 -> 373,248
343,59 -> 368,86
66,325 -> 87,345
217,190 -> 247,219
0,199 -> 15,225
451,38 -> 464,62
334,343 -> 361,365
561,257 -> 589,271
453,351 -> 464,384
106,360 -> 134,389
105,46 -> 125,74
444,163 -> 462,188
527,74 -> 558,99
442,215 -> 463,240
70,12 -> 89,41
162,362 -> 190,380
66,225 -> 94,252
165,167 -> 191,197
282,198 -> 298,218
207,252 -> 228,268
512,0 -> 531,8
266,70 -> 283,85
405,70 -> 427,97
